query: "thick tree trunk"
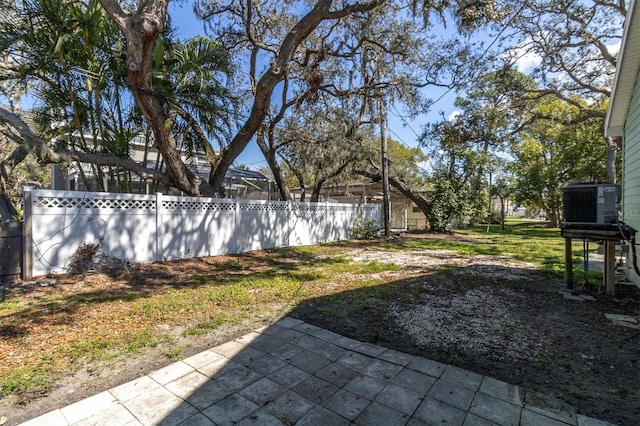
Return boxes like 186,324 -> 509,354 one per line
296,176 -> 307,202
256,130 -> 292,201
5,1 -> 388,202
310,161 -> 352,203
207,0 -> 384,195
548,210 -> 560,228
208,1 -> 335,195
0,106 -> 178,190
0,194 -> 16,222
311,183 -> 322,203
0,169 -> 17,221
100,0 -> 214,196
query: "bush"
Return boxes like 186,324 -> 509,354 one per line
68,242 -> 102,274
67,240 -> 129,276
427,168 -> 481,232
479,211 -> 502,224
351,219 -> 381,240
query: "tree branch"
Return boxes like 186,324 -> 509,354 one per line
208,0 -> 385,194
0,106 -> 173,186
97,0 -> 128,32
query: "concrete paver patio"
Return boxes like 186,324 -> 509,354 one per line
18,317 -> 617,426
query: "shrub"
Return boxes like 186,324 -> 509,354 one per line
67,240 -> 129,276
68,242 -> 102,274
479,211 -> 502,225
351,219 -> 381,240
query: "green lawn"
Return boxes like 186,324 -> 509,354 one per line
0,219 -> 591,402
383,218 -> 590,276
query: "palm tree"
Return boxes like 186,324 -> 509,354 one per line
0,1 -> 236,202
153,34 -> 235,171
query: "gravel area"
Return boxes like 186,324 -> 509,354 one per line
293,246 -> 640,426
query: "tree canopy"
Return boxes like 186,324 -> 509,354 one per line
511,97 -> 612,227
0,0 -> 627,227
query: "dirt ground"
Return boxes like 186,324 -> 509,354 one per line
291,238 -> 640,426
1,233 -> 639,426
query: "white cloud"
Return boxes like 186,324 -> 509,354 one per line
417,160 -> 432,173
516,52 -> 542,72
506,36 -> 618,74
501,38 -> 542,73
510,46 -> 542,73
607,40 -> 621,56
448,110 -> 461,122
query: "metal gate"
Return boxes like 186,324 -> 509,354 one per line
0,222 -> 23,282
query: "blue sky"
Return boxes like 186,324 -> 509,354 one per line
168,2 -> 460,170
170,3 -> 623,171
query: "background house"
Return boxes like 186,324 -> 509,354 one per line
50,134 -> 277,200
605,0 -> 640,286
291,181 -> 428,231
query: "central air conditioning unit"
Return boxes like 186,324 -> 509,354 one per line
562,183 -> 620,226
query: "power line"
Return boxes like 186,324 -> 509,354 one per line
416,4 -> 529,113
383,6 -> 529,158
389,104 -> 422,139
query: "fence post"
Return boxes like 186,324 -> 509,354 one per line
404,205 -> 408,231
287,200 -> 293,247
155,193 -> 162,262
234,199 -> 240,254
325,201 -> 329,242
22,186 -> 33,281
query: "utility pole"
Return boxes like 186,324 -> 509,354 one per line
380,96 -> 391,237
486,170 -> 492,233
372,46 -> 390,237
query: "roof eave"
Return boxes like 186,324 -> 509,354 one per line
605,0 -> 640,138
606,124 -> 625,138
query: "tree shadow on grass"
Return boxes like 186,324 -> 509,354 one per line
0,245 -> 349,339
137,264 -> 639,426
4,261 -> 640,426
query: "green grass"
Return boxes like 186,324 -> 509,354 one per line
0,368 -> 54,398
165,345 -> 183,359
123,329 -> 171,355
133,290 -> 200,322
60,337 -> 115,360
182,317 -> 229,337
1,219 -> 583,401
380,220 -> 562,260
0,299 -> 21,311
389,219 -> 586,276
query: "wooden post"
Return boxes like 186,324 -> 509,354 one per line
604,240 -> 616,296
379,96 -> 390,237
155,193 -> 162,262
22,186 -> 33,281
564,237 -> 573,289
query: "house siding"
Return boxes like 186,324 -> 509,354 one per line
622,69 -> 640,284
623,70 -> 640,231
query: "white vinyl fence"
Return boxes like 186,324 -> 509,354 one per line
24,188 -> 380,277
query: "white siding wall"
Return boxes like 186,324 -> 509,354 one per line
622,70 -> 640,284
